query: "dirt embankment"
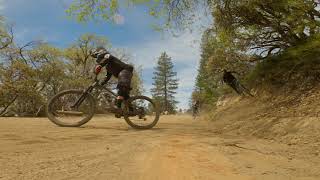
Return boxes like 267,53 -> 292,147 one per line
1,86 -> 320,180
1,116 -> 320,180
207,86 -> 320,161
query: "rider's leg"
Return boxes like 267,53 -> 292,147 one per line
116,88 -> 130,108
115,87 -> 131,118
115,69 -> 133,117
229,80 -> 242,95
239,83 -> 254,97
116,96 -> 124,108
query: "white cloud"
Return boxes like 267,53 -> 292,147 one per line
114,14 -> 125,25
117,7 -> 212,109
127,32 -> 201,69
0,0 -> 5,10
175,90 -> 193,109
177,67 -> 198,88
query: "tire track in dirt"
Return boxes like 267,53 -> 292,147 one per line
0,116 -> 319,180
135,134 -> 252,180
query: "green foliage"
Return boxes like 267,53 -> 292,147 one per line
212,0 -> 320,57
151,52 -> 179,113
193,0 -> 320,108
64,33 -> 109,77
193,28 -> 252,106
0,28 -> 143,116
0,17 -> 13,50
66,0 -> 120,22
66,0 -> 210,30
246,34 -> 320,89
0,41 -> 68,116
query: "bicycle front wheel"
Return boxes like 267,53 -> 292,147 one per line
47,90 -> 96,127
123,96 -> 160,129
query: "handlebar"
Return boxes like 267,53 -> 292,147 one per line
92,74 -> 116,89
94,74 -> 98,82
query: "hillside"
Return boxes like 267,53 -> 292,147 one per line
205,85 -> 320,162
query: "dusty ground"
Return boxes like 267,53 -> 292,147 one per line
0,115 -> 319,180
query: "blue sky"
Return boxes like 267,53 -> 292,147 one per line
0,0 -> 210,109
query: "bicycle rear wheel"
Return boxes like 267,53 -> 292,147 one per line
123,96 -> 160,129
47,90 -> 95,127
193,109 -> 199,119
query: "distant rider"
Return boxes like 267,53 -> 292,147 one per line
192,100 -> 200,118
222,69 -> 242,95
222,69 -> 253,97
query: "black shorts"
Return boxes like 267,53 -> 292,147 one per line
117,68 -> 133,89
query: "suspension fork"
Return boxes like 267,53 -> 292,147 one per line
71,84 -> 96,109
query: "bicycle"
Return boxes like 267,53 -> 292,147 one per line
192,107 -> 199,119
46,75 -> 160,129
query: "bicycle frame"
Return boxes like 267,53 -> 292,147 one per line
71,77 -> 118,109
47,74 -> 160,129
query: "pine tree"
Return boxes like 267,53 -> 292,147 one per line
151,52 -> 179,114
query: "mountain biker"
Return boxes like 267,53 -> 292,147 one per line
222,69 -> 242,95
90,47 -> 133,118
192,100 -> 200,118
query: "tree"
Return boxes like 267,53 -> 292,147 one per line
66,0 -> 320,52
0,40 -> 67,116
66,0 -> 211,31
151,52 -> 179,113
212,0 -> 320,58
0,20 -> 144,116
193,27 -> 252,106
0,17 -> 13,50
65,33 -> 109,77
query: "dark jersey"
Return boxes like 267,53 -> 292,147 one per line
97,55 -> 132,77
223,71 -> 236,83
96,53 -> 133,82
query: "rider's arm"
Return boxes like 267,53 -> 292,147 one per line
105,72 -> 112,82
100,72 -> 112,85
94,64 -> 102,75
98,54 -> 113,67
94,54 -> 111,74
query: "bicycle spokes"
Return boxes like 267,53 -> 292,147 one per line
124,96 -> 160,129
48,90 -> 95,126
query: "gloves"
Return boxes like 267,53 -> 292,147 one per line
95,65 -> 102,75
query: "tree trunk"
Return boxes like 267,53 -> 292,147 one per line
164,64 -> 168,113
0,95 -> 18,116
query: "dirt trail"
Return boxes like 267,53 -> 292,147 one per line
0,115 -> 319,180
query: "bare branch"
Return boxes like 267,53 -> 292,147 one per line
18,41 -> 42,64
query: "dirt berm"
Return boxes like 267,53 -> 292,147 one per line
1,87 -> 320,179
206,85 -> 320,161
